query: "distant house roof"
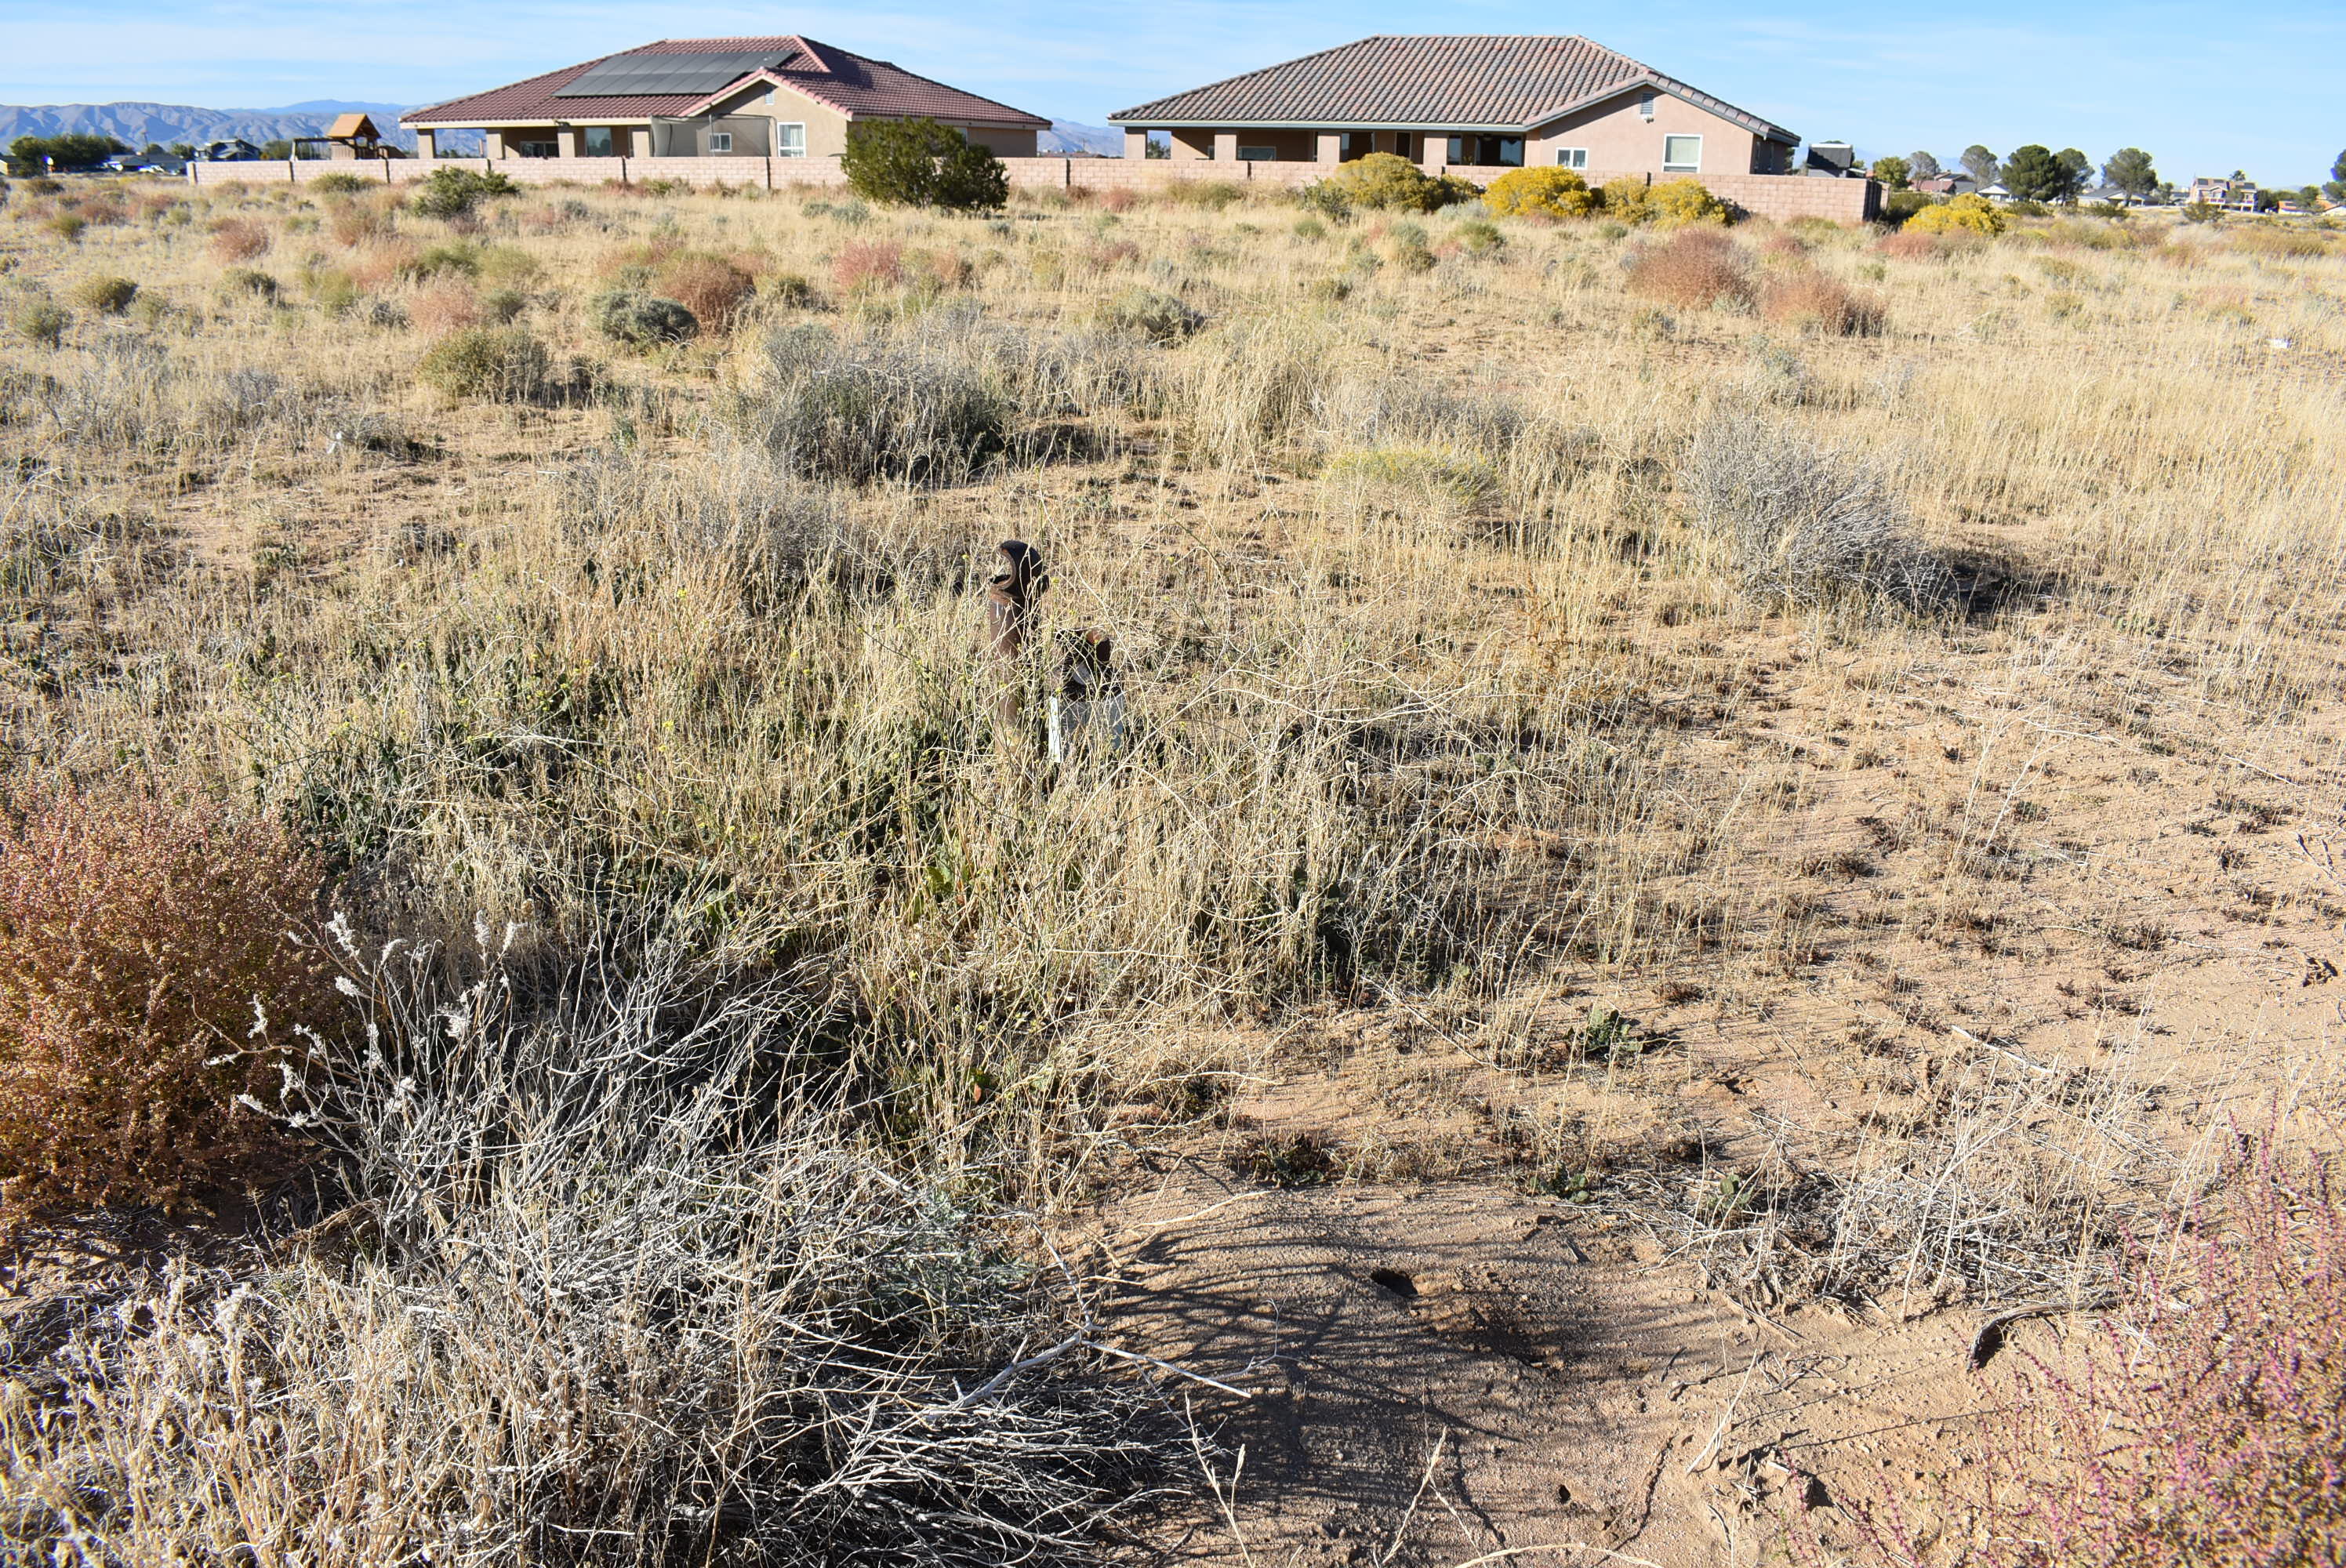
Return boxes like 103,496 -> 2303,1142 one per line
1804,141 -> 1859,176
404,35 -> 1048,129
1108,34 -> 1796,143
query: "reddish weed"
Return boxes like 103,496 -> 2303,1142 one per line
1802,1140 -> 2346,1567
656,256 -> 756,332
832,241 -> 905,292
1625,228 -> 1752,309
1761,271 -> 1886,336
208,217 -> 270,263
0,786 -> 336,1229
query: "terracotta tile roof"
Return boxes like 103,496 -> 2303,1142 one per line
1109,34 -> 1795,143
404,35 -> 1047,129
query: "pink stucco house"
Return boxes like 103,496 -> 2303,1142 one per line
1108,34 -> 1800,180
400,35 -> 1048,163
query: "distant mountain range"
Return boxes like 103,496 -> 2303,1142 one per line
0,101 -> 445,152
2,100 -> 1124,159
1039,122 -> 1121,157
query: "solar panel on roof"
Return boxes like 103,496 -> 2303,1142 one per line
554,50 -> 786,99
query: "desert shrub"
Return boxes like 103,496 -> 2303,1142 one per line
0,786 -> 333,1228
219,267 -> 279,301
207,216 -> 270,260
738,320 -> 1010,485
590,290 -> 698,348
1451,218 -> 1503,253
1484,166 -> 1600,220
833,240 -> 905,292
1625,227 -> 1752,308
1680,414 -> 1949,609
409,283 -> 482,336
1099,286 -> 1203,343
1600,178 -> 1655,223
0,941 -> 1182,1563
303,267 -> 358,314
655,255 -> 755,331
409,165 -> 516,220
2181,201 -> 2221,223
1313,152 -> 1468,215
762,270 -> 815,307
1650,177 -> 1727,227
1879,189 -> 1937,225
1380,220 -> 1437,270
1162,178 -> 1244,211
479,286 -> 526,324
415,325 -> 550,402
1807,1146 -> 2346,1568
326,199 -> 390,248
307,171 -> 371,194
1293,215 -> 1327,241
1875,229 -> 1966,261
44,213 -> 86,243
1760,270 -> 1885,336
841,115 -> 1008,212
1907,193 -> 2005,236
403,241 -> 480,279
67,274 -> 136,314
11,298 -> 68,348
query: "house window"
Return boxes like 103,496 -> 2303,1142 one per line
1237,145 -> 1276,161
1555,147 -> 1589,169
582,126 -> 612,157
708,130 -> 733,154
1639,91 -> 1658,121
1663,134 -> 1702,172
515,139 -> 558,158
1445,136 -> 1523,168
775,122 -> 805,158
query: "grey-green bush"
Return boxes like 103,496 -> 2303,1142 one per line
13,298 -> 69,347
416,326 -> 550,402
592,290 -> 699,348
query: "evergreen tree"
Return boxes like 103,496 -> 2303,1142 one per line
2102,147 -> 2159,199
841,117 -> 1008,212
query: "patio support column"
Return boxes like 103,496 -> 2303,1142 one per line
416,129 -> 438,160
1124,129 -> 1148,160
1315,131 -> 1341,163
1212,131 -> 1237,162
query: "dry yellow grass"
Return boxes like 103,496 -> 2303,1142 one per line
2,171 -> 2344,1564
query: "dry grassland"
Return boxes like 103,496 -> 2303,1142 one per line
1,170 -> 2343,1566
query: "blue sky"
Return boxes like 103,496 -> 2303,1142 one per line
2,0 -> 2337,185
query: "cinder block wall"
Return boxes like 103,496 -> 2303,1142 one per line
188,156 -> 1880,224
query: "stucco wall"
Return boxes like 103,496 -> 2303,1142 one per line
189,153 -> 1879,223
1527,91 -> 1763,177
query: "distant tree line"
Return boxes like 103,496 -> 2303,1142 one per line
1869,141 -> 2343,209
6,133 -> 130,174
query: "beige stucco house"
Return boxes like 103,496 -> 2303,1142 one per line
400,35 -> 1047,162
1109,34 -> 1799,178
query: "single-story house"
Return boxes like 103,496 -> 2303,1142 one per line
1108,34 -> 1799,176
201,138 -> 264,162
401,34 -> 1048,162
1912,174 -> 1979,197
